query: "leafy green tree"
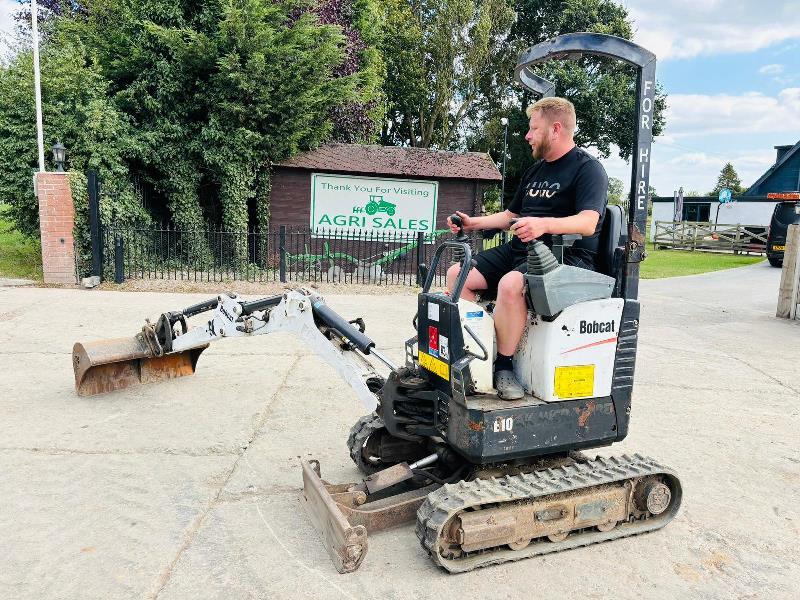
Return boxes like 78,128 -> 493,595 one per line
0,36 -> 147,237
482,185 -> 501,214
709,162 -> 746,196
380,0 -> 516,149
607,176 -> 624,205
3,0 -> 385,249
471,0 -> 667,206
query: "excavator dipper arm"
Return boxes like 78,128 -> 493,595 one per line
73,289 -> 385,411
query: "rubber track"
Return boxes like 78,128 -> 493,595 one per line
415,453 -> 681,573
347,412 -> 384,475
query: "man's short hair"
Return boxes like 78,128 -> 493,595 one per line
526,97 -> 576,134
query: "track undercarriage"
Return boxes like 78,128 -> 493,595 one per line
302,414 -> 681,574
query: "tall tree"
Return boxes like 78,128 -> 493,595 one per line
709,162 -> 745,196
471,0 -> 668,206
380,0 -> 516,149
0,35 -> 146,237
607,176 -> 624,205
3,0 -> 386,242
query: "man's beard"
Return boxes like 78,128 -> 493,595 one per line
532,136 -> 550,160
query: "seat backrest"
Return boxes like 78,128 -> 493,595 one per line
597,204 -> 624,277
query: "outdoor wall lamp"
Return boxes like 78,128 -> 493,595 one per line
52,140 -> 66,172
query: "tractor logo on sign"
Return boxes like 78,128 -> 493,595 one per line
364,196 -> 396,216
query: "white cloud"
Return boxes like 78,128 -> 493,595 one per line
593,85 -> 800,192
0,0 -> 16,33
623,1 -> 800,60
666,150 -> 774,170
0,0 -> 18,57
598,145 -> 778,198
759,64 -> 784,76
663,88 -> 800,137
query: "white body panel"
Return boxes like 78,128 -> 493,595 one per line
515,298 -> 624,402
457,299 -> 495,393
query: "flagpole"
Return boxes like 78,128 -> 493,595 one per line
31,0 -> 45,172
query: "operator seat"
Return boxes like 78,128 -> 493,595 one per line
596,204 -> 626,294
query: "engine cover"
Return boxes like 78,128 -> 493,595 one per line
515,298 -> 624,402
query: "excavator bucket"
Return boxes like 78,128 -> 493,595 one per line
72,335 -> 208,397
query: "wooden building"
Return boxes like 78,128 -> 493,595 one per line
268,143 -> 501,233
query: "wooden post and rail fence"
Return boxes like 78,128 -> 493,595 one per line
652,221 -> 768,254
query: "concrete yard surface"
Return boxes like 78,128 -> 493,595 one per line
1,261 -> 798,599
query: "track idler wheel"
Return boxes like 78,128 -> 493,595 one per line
635,478 -> 672,515
507,538 -> 532,551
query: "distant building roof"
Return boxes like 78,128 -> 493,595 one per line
274,143 -> 502,182
745,139 -> 800,196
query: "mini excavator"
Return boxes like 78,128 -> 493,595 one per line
72,34 -> 682,574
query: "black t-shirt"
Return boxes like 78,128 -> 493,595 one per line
508,146 -> 608,266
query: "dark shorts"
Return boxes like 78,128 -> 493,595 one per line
473,241 -> 596,292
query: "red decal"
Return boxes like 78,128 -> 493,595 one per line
562,336 -> 617,354
428,326 -> 439,351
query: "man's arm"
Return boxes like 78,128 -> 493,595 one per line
447,209 -> 518,233
511,210 -> 599,243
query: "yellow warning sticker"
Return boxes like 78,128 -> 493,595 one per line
419,351 -> 450,381
554,365 -> 595,399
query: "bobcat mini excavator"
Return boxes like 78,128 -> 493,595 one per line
72,33 -> 682,574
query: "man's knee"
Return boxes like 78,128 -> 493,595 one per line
497,271 -> 524,300
448,264 -> 488,296
446,263 -> 461,282
446,264 -> 463,291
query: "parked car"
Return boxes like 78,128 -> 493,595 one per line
766,201 -> 800,267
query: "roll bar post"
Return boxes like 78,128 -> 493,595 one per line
514,32 -> 657,300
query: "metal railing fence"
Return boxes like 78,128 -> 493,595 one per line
97,225 -> 506,286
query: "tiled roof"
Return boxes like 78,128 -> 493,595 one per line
274,143 -> 502,181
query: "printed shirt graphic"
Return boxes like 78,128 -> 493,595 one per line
508,147 -> 608,262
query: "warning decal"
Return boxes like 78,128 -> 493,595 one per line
419,351 -> 450,381
554,365 -> 595,399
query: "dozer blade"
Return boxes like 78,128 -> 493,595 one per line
302,460 -> 369,573
72,335 -> 208,397
301,460 -> 439,573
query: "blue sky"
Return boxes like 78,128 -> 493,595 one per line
2,0 -> 799,195
602,0 -> 800,195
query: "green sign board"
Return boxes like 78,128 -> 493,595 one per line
310,173 -> 438,238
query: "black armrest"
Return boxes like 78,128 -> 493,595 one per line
551,233 -> 582,248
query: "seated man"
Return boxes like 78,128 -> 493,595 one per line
446,96 -> 609,400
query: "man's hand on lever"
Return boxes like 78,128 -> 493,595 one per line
510,216 -> 551,243
447,211 -> 474,234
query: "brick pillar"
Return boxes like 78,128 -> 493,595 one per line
36,172 -> 76,284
